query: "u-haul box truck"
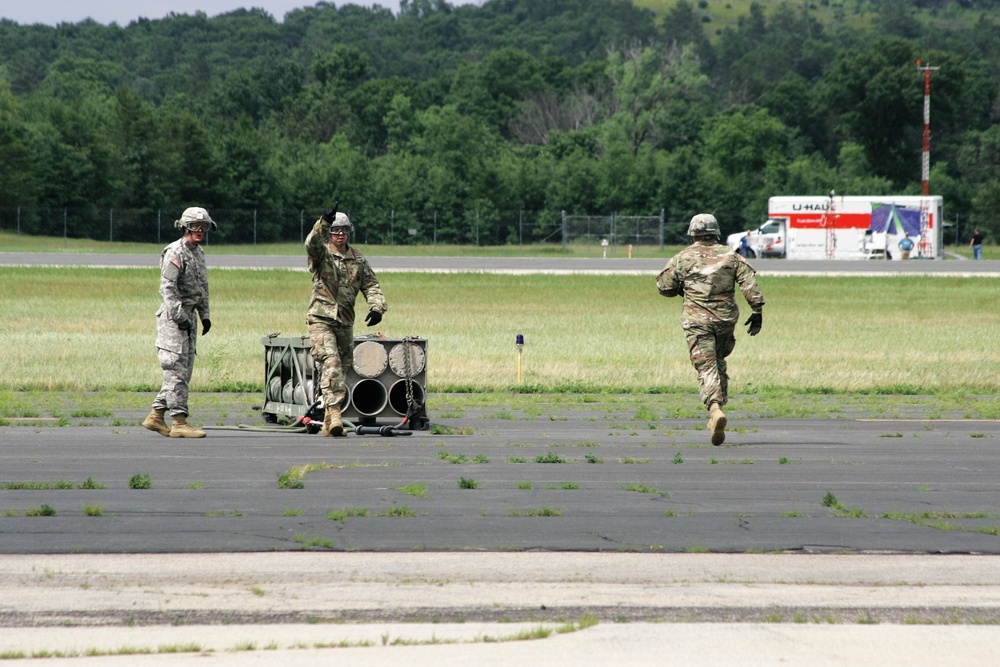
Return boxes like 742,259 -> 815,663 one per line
727,195 -> 944,260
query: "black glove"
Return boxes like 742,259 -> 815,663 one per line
201,318 -> 211,336
744,312 -> 762,336
177,318 -> 192,332
321,200 -> 339,224
365,310 -> 382,327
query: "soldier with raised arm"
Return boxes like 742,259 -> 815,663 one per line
305,207 -> 387,436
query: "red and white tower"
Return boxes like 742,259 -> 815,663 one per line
916,60 -> 940,257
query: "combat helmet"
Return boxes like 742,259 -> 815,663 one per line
687,213 -> 720,239
328,211 -> 354,234
174,207 -> 217,232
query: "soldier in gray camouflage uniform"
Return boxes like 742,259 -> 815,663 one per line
306,208 -> 387,436
142,207 -> 215,439
656,213 -> 765,445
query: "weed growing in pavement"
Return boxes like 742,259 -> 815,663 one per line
634,405 -> 656,422
294,534 -> 333,549
326,507 -> 368,522
380,505 -> 417,517
622,483 -> 660,494
535,453 -> 567,463
276,471 -> 304,489
459,477 -> 479,489
431,425 -> 475,435
515,482 -> 532,490
25,504 -> 57,516
438,451 -> 487,464
396,482 -> 428,498
511,508 -> 561,517
128,473 -> 152,490
83,505 -> 103,516
5,480 -> 75,490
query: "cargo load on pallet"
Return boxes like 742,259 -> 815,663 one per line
260,334 -> 429,430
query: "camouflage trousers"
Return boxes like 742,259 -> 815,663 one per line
307,317 -> 353,411
152,337 -> 196,417
683,321 -> 736,409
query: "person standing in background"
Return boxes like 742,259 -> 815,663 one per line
970,228 -> 985,260
142,207 -> 215,438
898,234 -> 914,260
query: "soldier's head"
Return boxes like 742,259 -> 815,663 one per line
175,207 -> 216,245
687,213 -> 720,242
328,212 -> 353,247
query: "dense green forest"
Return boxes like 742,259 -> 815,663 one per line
1,0 -> 999,245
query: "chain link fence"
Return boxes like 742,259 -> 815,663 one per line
0,206 -> 689,248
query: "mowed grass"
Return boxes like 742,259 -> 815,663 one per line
1,265 -> 997,395
0,231 -> 679,259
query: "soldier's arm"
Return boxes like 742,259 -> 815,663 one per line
159,249 -> 186,323
360,261 -> 387,314
305,218 -> 330,264
735,256 -> 764,312
197,276 -> 210,323
655,260 -> 683,298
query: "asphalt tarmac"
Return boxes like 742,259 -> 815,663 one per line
2,400 -> 1000,665
2,400 -> 999,556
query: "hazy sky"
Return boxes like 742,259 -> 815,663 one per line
0,1 -> 479,26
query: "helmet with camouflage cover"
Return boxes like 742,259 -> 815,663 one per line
328,211 -> 354,234
174,207 -> 217,232
687,213 -> 720,239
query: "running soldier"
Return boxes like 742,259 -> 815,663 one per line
142,207 -> 215,438
306,207 -> 387,436
656,213 -> 765,445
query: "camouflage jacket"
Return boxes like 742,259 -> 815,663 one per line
156,237 -> 209,353
305,218 -> 387,325
656,240 -> 764,327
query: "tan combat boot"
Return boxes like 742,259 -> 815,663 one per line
322,407 -> 345,437
708,403 -> 727,446
169,414 -> 206,438
141,408 -> 171,436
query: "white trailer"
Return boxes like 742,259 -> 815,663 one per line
728,195 -> 944,260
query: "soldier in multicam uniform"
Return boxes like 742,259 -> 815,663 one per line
142,207 -> 216,438
306,207 -> 387,436
656,213 -> 765,445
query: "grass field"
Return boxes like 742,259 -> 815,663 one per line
1,266 -> 997,408
0,231 -> 682,259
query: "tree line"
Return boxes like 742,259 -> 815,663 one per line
1,0 -> 999,244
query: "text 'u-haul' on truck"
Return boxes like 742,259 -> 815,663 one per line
727,195 -> 944,260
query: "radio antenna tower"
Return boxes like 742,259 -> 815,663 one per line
916,60 -> 940,257
916,60 -> 940,196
